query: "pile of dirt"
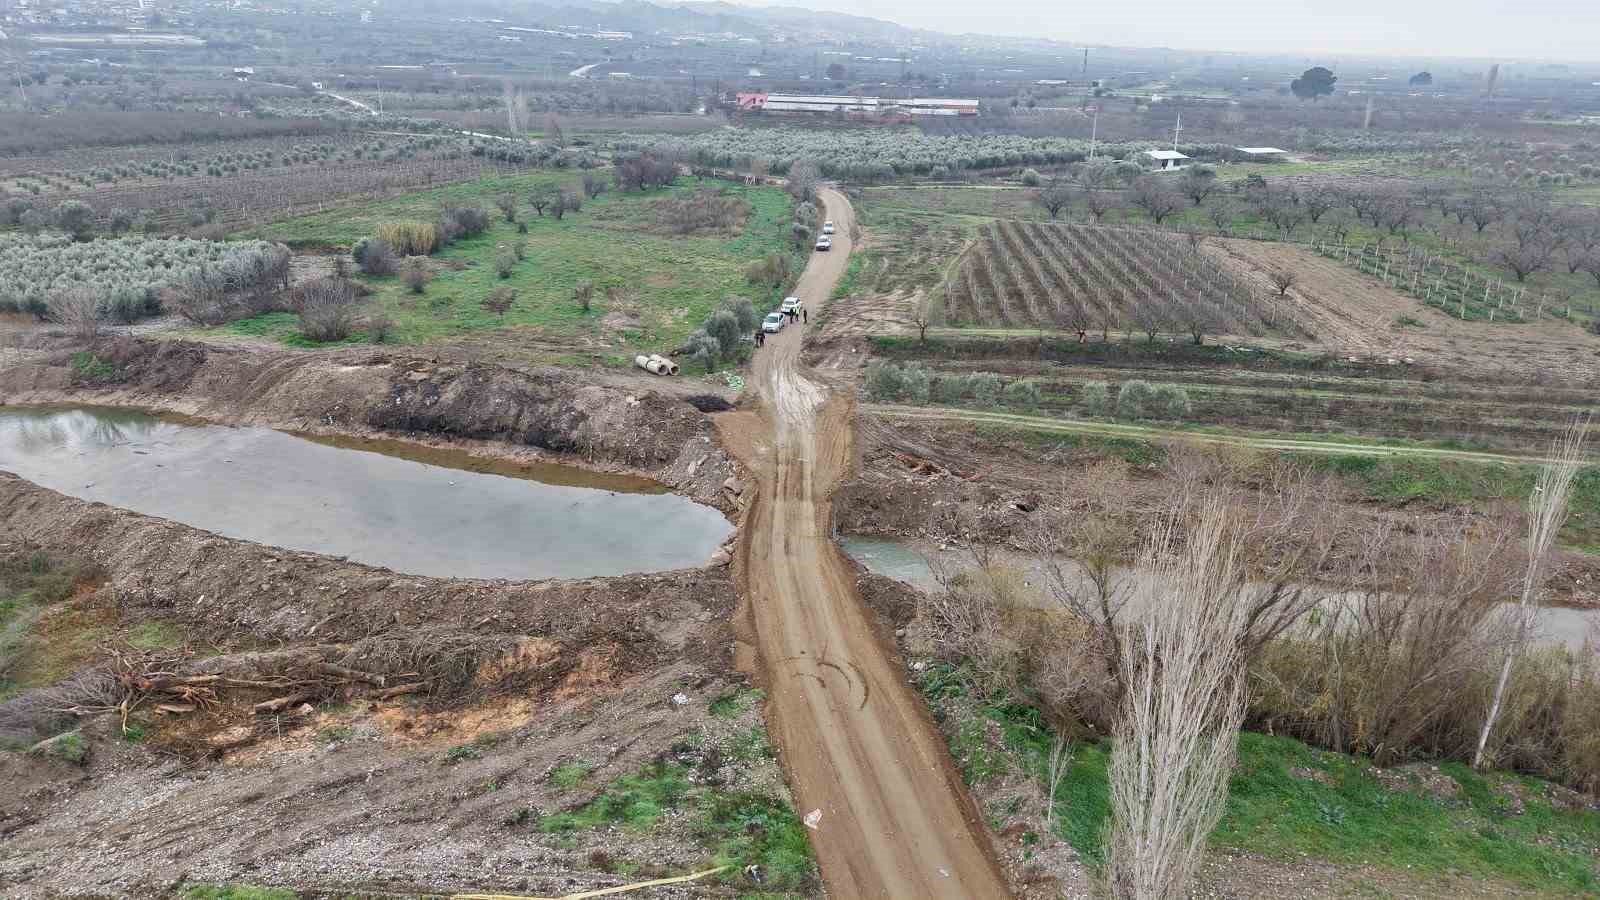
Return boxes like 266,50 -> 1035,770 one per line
0,471 -> 770,897
0,337 -> 739,508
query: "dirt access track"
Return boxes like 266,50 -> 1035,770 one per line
722,188 -> 1012,897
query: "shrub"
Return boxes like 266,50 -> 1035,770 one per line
573,280 -> 594,312
482,286 -> 516,318
581,172 -> 609,198
513,240 -> 527,261
899,363 -> 932,404
1004,378 -> 1041,409
969,372 -> 1004,406
1116,379 -> 1154,419
934,372 -> 978,403
745,253 -> 791,288
866,361 -> 905,401
1148,383 -> 1191,420
401,258 -> 431,294
655,188 -> 750,234
1079,380 -> 1112,416
494,193 -> 517,222
296,278 -> 359,343
437,205 -> 489,245
366,314 -> 395,343
54,200 -> 95,241
722,297 -> 758,333
705,309 -> 742,357
1020,168 -> 1043,186
686,330 -> 720,373
47,287 -> 101,341
493,247 -> 516,279
352,238 -> 397,276
375,221 -> 437,257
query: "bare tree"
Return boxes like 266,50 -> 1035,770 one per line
1106,496 -> 1253,900
1474,418 -> 1587,769
1496,240 -> 1553,283
544,111 -> 566,148
910,292 -> 941,342
1033,177 -> 1074,220
1204,198 -> 1233,234
1129,176 -> 1182,225
47,287 -> 101,341
1177,166 -> 1219,206
786,159 -> 822,203
1262,193 -> 1307,236
1301,187 -> 1339,224
528,190 -> 551,217
1462,189 -> 1505,234
1268,270 -> 1297,297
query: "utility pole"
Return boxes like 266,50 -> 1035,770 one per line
1082,47 -> 1088,74
1362,94 -> 1374,129
1088,105 -> 1098,159
1173,111 -> 1181,151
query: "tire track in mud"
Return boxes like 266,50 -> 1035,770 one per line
721,189 -> 1012,899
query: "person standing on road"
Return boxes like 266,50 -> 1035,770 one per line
802,308 -> 808,324
755,329 -> 765,347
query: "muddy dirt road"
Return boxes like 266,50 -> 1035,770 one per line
726,189 -> 1011,898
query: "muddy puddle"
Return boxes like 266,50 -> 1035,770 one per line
0,405 -> 732,579
841,535 -> 1599,654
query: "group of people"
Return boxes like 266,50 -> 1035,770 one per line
753,304 -> 806,347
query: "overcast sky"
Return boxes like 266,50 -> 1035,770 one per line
745,0 -> 1600,63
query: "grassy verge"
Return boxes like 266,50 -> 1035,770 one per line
536,753 -> 815,892
226,175 -> 805,362
917,661 -> 1600,895
0,552 -> 104,703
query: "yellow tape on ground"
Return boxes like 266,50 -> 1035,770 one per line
452,864 -> 731,900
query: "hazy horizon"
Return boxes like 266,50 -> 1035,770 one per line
728,0 -> 1600,65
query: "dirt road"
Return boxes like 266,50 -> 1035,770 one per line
724,189 -> 1012,898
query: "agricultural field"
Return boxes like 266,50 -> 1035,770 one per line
225,173 -> 804,362
945,221 -> 1308,340
0,133 -> 536,233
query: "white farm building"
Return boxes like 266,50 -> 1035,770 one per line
1144,149 -> 1190,171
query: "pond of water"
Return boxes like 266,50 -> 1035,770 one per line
0,405 -> 732,580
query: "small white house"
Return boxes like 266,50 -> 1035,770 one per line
1236,146 -> 1288,161
1144,149 -> 1190,171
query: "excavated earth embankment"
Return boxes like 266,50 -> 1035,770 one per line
0,336 -> 739,508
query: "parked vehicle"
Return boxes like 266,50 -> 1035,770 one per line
822,220 -> 836,235
815,236 -> 832,251
762,311 -> 787,333
781,296 -> 803,316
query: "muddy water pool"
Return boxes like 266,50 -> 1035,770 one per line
0,405 -> 732,579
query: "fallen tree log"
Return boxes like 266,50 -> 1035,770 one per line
253,693 -> 312,714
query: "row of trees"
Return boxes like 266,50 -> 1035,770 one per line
1030,164 -> 1600,304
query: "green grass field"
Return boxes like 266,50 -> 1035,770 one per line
919,662 -> 1600,895
230,174 -> 805,363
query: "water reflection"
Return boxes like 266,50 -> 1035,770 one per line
0,405 -> 732,580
